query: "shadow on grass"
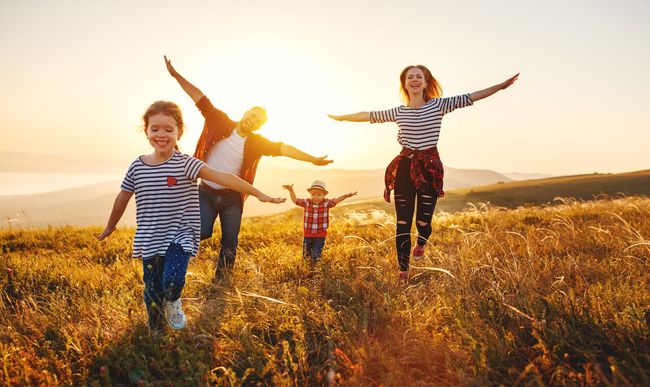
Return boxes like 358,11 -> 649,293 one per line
86,284 -> 228,385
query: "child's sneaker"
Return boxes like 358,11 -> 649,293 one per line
164,299 -> 187,330
412,244 -> 425,261
398,271 -> 409,282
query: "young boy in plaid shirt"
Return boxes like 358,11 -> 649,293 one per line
282,180 -> 357,261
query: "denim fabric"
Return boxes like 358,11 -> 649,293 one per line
199,186 -> 243,274
303,237 -> 326,261
142,242 -> 190,331
393,157 -> 438,271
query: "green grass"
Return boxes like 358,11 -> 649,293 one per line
1,196 -> 649,385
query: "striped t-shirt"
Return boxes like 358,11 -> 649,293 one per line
369,94 -> 473,150
121,152 -> 205,259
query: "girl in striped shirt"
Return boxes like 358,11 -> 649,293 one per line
329,66 -> 518,281
98,101 -> 284,333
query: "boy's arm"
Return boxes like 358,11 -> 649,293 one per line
331,191 -> 358,205
199,166 -> 285,203
165,55 -> 205,103
97,190 -> 133,240
279,144 -> 333,166
281,184 -> 299,203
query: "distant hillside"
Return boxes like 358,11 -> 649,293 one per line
339,169 -> 650,215
2,169 -> 649,228
0,166 -> 512,228
502,172 -> 554,181
447,169 -> 650,210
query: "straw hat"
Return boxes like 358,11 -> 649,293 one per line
307,180 -> 328,195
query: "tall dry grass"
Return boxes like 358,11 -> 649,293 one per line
1,197 -> 649,385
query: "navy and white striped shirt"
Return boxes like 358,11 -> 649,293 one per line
370,94 -> 473,150
121,152 -> 205,259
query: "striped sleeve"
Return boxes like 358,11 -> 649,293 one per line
183,155 -> 206,180
325,199 -> 336,208
369,107 -> 399,123
120,162 -> 136,192
438,93 -> 473,115
295,198 -> 307,208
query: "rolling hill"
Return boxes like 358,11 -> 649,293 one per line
2,168 -> 648,229
293,169 -> 650,218
0,165 -> 513,228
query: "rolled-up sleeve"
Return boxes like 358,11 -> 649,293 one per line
251,135 -> 283,157
195,96 -> 236,129
120,162 -> 136,193
438,93 -> 473,115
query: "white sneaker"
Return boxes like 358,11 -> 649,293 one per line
164,299 -> 187,330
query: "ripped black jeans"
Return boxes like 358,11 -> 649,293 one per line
393,157 -> 438,271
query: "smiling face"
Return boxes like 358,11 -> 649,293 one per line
238,106 -> 267,135
309,189 -> 326,204
145,112 -> 180,154
399,65 -> 442,104
403,67 -> 427,98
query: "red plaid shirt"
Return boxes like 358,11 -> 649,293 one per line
193,96 -> 283,208
384,146 -> 445,202
295,198 -> 337,237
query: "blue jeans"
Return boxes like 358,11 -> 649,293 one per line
142,242 -> 190,331
303,237 -> 326,261
199,186 -> 243,275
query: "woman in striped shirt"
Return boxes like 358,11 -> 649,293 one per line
329,65 -> 518,281
98,101 -> 284,333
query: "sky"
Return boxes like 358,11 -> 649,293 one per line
1,0 -> 649,179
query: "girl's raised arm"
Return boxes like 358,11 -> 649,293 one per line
97,190 -> 134,240
198,166 -> 285,203
165,55 -> 205,103
328,112 -> 371,122
469,73 -> 519,103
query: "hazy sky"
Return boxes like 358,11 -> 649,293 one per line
1,0 -> 649,176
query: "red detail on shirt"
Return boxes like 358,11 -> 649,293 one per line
295,198 -> 336,237
384,146 -> 444,202
167,176 -> 178,187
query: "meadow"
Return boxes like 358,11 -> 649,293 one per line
1,196 -> 649,385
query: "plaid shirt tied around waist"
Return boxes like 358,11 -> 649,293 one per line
384,146 -> 445,203
295,198 -> 336,237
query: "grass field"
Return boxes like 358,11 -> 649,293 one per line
1,196 -> 649,385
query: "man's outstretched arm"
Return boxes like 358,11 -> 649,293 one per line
280,144 -> 333,166
165,55 -> 205,103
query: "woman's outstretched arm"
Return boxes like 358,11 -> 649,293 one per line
469,73 -> 519,102
164,55 -> 205,103
328,112 -> 371,122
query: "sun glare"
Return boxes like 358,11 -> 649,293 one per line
176,42 -> 360,167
